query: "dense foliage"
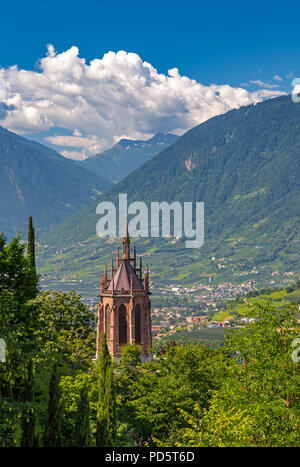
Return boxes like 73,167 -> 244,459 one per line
0,231 -> 299,446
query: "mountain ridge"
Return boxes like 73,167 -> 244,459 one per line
0,126 -> 113,238
35,95 -> 300,285
81,132 -> 178,183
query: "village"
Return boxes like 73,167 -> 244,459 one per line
149,281 -> 257,339
78,269 -> 296,341
40,256 -> 298,343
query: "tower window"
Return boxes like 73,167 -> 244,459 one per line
105,305 -> 110,341
119,304 -> 127,344
135,304 -> 141,344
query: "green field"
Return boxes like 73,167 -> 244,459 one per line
158,327 -> 226,348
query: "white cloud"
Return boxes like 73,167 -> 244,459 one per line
45,132 -> 102,158
249,80 -> 279,89
60,149 -> 88,161
0,45 -> 287,160
273,74 -> 283,82
253,89 -> 286,99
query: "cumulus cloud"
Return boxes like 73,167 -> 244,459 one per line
45,130 -> 102,158
273,74 -> 283,82
0,45 -> 287,159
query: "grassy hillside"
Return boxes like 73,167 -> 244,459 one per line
213,281 -> 300,320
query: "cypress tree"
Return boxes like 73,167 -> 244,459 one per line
21,360 -> 36,447
27,216 -> 36,272
103,364 -> 117,446
96,416 -> 107,447
73,384 -> 90,447
27,216 -> 38,299
43,364 -> 63,447
98,333 -> 111,401
96,333 -> 117,446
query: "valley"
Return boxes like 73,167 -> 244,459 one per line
35,95 -> 300,292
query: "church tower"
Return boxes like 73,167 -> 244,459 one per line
96,227 -> 152,360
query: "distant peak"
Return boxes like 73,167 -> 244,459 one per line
115,132 -> 178,148
147,132 -> 178,144
116,138 -> 144,148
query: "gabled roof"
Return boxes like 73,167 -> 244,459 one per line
107,259 -> 143,291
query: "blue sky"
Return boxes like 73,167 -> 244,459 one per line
0,0 -> 298,158
1,0 -> 299,86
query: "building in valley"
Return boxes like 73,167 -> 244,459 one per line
96,226 -> 152,360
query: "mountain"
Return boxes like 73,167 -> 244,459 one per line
0,126 -> 112,238
37,96 -> 300,286
81,133 -> 178,183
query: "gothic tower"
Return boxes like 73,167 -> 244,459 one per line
96,228 -> 152,360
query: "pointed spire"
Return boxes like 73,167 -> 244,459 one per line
133,246 -> 136,270
140,256 -> 143,280
124,217 -> 129,237
144,263 -> 149,292
110,258 -> 115,294
110,257 -> 114,279
122,217 -> 130,259
100,264 -> 107,293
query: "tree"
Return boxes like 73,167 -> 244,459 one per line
103,364 -> 117,446
27,216 -> 36,273
120,343 -> 142,376
217,302 -> 300,446
117,343 -> 142,443
120,344 -> 225,444
59,372 -> 97,447
96,333 -> 110,447
73,384 -> 90,447
157,396 -> 254,447
43,364 -> 63,447
0,233 -> 38,304
25,289 -> 95,446
97,333 -> 111,400
33,290 -> 96,374
96,334 -> 117,446
21,360 -> 36,447
0,234 -> 39,445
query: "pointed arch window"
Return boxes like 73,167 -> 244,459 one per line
105,305 -> 110,341
135,304 -> 141,344
119,304 -> 127,344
